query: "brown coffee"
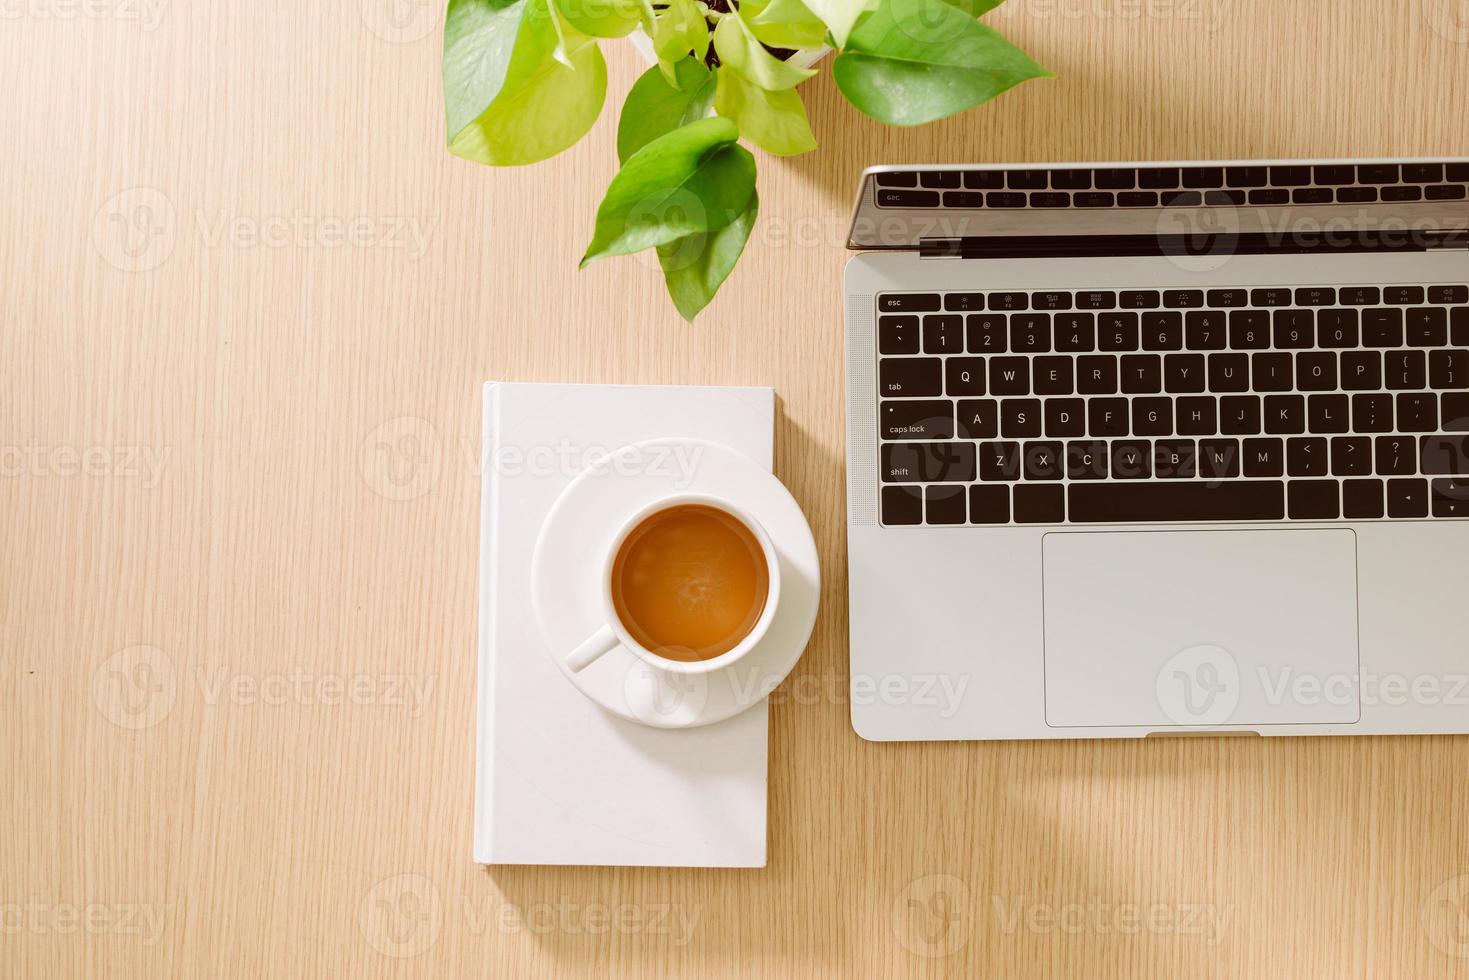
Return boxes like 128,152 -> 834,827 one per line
610,504 -> 770,662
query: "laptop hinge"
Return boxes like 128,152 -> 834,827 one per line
920,229 -> 1469,259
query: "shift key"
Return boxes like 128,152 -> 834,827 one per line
882,441 -> 976,482
881,401 -> 954,440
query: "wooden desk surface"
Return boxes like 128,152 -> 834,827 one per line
4,2 -> 1469,976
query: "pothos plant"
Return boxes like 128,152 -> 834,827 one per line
443,0 -> 1047,319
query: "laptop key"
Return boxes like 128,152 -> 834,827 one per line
1120,290 -> 1161,309
1142,312 -> 1184,350
1068,480 -> 1285,522
1088,398 -> 1130,437
943,191 -> 987,208
1099,312 -> 1140,350
1011,314 -> 1051,353
1358,164 -> 1400,183
1353,393 -> 1394,433
877,189 -> 940,207
980,441 -> 1022,481
1074,192 -> 1115,208
1386,350 -> 1427,390
1407,307 -> 1448,346
1094,168 -> 1136,189
875,171 -> 918,187
1066,441 -> 1110,480
1033,291 -> 1073,311
879,356 -> 941,396
1164,354 -> 1207,392
1342,479 -> 1385,519
1454,308 -> 1469,347
1229,310 -> 1271,349
1133,397 -> 1174,436
1296,352 -> 1338,391
1176,397 -> 1217,435
1264,394 -> 1306,434
1139,168 -> 1181,189
880,294 -> 941,313
881,486 -> 923,525
1051,169 -> 1092,190
1428,286 -> 1468,304
1314,165 -> 1356,184
964,170 -> 1004,189
879,315 -> 921,353
989,357 -> 1030,395
1022,441 -> 1065,480
1076,291 -> 1118,310
1207,289 -> 1249,307
1431,479 -> 1469,518
1387,478 -> 1429,518
967,313 -> 1007,352
987,192 -> 1027,208
1317,309 -> 1360,347
1164,289 -> 1204,309
1308,394 -> 1350,433
923,314 -> 964,353
1363,309 -> 1404,347
1208,353 -> 1250,392
882,441 -> 977,482
1337,187 -> 1378,203
990,292 -> 1028,311
1199,439 -> 1241,479
1243,438 -> 1284,477
1376,436 -> 1417,475
1434,351 -> 1469,390
1271,166 -> 1313,186
1154,441 -> 1197,479
945,357 -> 987,395
925,485 -> 968,524
957,399 -> 999,439
1442,392 -> 1469,431
1251,352 -> 1293,392
944,292 -> 985,312
1331,437 -> 1372,476
1220,395 -> 1262,434
969,484 -> 1011,524
1288,481 -> 1339,520
1033,356 -> 1075,395
1295,287 -> 1337,306
1420,435 -> 1469,474
1013,484 -> 1065,523
1251,288 -> 1293,307
1120,354 -> 1163,393
1273,309 -> 1314,348
1044,399 -> 1086,437
1054,313 -> 1096,352
1287,438 -> 1329,477
1386,286 -> 1426,304
1426,185 -> 1469,200
1111,441 -> 1153,480
1008,169 -> 1049,189
1396,393 -> 1438,432
1002,399 -> 1043,438
881,401 -> 954,440
1340,287 -> 1382,305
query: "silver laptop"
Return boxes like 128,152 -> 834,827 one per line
843,158 -> 1469,740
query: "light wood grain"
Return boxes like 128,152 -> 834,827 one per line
4,2 -> 1469,976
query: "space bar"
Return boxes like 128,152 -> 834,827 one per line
1069,481 -> 1285,523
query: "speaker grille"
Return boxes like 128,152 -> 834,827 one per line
846,295 -> 877,526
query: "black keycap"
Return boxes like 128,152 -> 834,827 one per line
990,292 -> 1028,311
964,170 -> 1004,189
1120,354 -> 1163,393
1177,396 -> 1217,435
1207,289 -> 1249,307
1287,437 -> 1329,476
1340,287 -> 1382,305
863,400 -> 925,454
878,189 -> 940,207
980,441 -> 1022,481
1343,479 -> 1385,519
1243,437 -> 1284,477
919,171 -> 961,188
1022,441 -> 1065,480
1164,289 -> 1204,309
1386,286 -> 1426,305
1271,166 -> 1313,187
1229,310 -> 1271,349
882,441 -> 977,483
1030,192 -> 1070,209
1099,312 -> 1141,350
1443,392 -> 1469,431
1133,397 -> 1174,436
1068,481 -> 1285,523
967,313 -> 1007,352
1428,285 -> 1468,304
987,192 -> 1027,208
879,315 -> 921,354
1139,168 -> 1181,189
1363,309 -> 1404,347
1308,393 -> 1350,434
1008,169 -> 1049,189
1273,310 -> 1315,349
944,292 -> 985,312
1066,441 -> 1110,480
1296,351 -> 1338,391
1033,291 -> 1073,311
1396,393 -> 1438,432
876,171 -> 918,187
1288,481 -> 1339,520
1164,354 -> 1207,393
1314,165 -> 1356,185
1251,352 -> 1294,393
1295,287 -> 1337,307
957,399 -> 999,439
989,357 -> 1030,395
1353,393 -> 1394,433
1426,185 -> 1468,200
1120,290 -> 1162,309
1074,192 -> 1115,208
1431,479 -> 1469,518
1432,350 -> 1469,390
1317,309 -> 1360,348
1381,186 -> 1424,202
969,484 -> 1011,524
1421,435 -> 1469,475
1407,307 -> 1448,346
1387,478 -> 1428,518
946,357 -> 986,396
880,294 -> 941,313
1227,166 -> 1268,187
879,357 -> 942,397
1449,164 -> 1469,181
1293,188 -> 1334,204
1199,439 -> 1241,479
1454,308 -> 1469,347
1331,437 -> 1372,476
1033,356 -> 1075,396
1142,312 -> 1184,351
1118,192 -> 1160,208
1204,190 -> 1246,206
1094,168 -> 1136,189
1002,398 -> 1043,438
1054,313 -> 1096,352
1181,167 -> 1225,188
1376,436 -> 1418,476
1264,394 -> 1306,434
1154,440 -> 1197,479
1077,355 -> 1119,394
1249,189 -> 1291,205
1111,441 -> 1153,480
1209,353 -> 1250,392
943,191 -> 988,208
923,314 -> 964,353
1251,288 -> 1293,307
925,485 -> 967,524
1403,164 -> 1444,183
1044,398 -> 1086,437
1011,314 -> 1051,353
1089,398 -> 1130,437
881,486 -> 923,525
1076,291 -> 1118,310
1337,187 -> 1379,203
1051,169 -> 1092,190
1342,351 -> 1383,392
1013,484 -> 1065,523
1221,395 -> 1262,435
1358,164 -> 1399,184
1386,350 -> 1428,390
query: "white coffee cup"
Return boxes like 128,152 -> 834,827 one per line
566,493 -> 782,675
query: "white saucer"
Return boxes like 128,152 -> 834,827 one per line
531,438 -> 820,729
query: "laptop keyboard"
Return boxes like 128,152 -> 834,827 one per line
876,285 -> 1469,526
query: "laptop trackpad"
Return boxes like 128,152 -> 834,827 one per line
1042,529 -> 1361,729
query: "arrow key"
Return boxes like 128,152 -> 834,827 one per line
1432,479 -> 1469,518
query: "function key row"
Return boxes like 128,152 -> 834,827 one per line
875,185 -> 1469,209
878,286 -> 1469,314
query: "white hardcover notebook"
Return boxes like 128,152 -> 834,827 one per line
477,382 -> 775,867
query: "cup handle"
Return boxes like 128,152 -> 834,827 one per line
566,625 -> 619,673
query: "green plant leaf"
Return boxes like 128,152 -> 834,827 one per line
617,59 -> 717,164
747,0 -> 831,49
801,0 -> 869,47
832,0 -> 1048,126
445,0 -> 608,165
713,69 -> 817,156
552,0 -> 642,37
443,0 -> 535,140
582,117 -> 756,264
713,13 -> 816,91
651,0 -> 711,85
658,191 -> 759,320
940,0 -> 1003,15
